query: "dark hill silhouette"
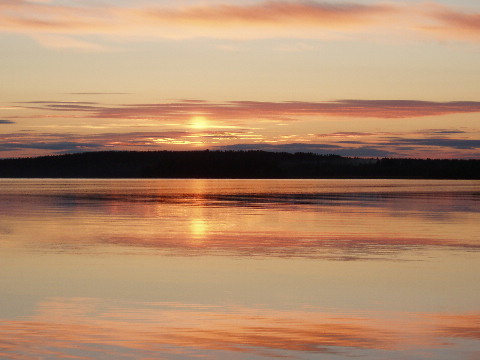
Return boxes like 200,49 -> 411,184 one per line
0,150 -> 479,179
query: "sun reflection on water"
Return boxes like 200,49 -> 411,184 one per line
190,218 -> 208,241
0,179 -> 479,359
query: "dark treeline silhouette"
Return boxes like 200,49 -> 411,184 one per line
0,150 -> 479,179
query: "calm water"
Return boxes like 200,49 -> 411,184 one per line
1,179 -> 479,359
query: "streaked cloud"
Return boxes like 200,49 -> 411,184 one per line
0,124 -> 478,159
217,143 -> 395,157
130,1 -> 396,40
0,141 -> 101,152
388,138 -> 480,150
18,99 -> 480,121
0,120 -> 15,124
65,92 -> 131,96
4,99 -> 480,158
417,3 -> 480,42
1,1 -> 480,49
30,33 -> 107,51
218,130 -> 480,158
0,130 -> 263,155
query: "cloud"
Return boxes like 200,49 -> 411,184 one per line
317,100 -> 480,119
1,1 -> 480,47
214,126 -> 480,158
389,138 -> 480,150
316,131 -> 377,137
0,1 -> 393,40
18,99 -> 480,121
5,98 -> 480,158
1,112 -> 479,158
65,92 -> 131,95
0,141 -> 102,152
130,1 -> 396,40
428,129 -> 467,135
417,3 -> 480,42
0,120 -> 15,124
0,130 -> 259,154
142,1 -> 392,26
216,142 -> 395,158
30,34 -> 107,51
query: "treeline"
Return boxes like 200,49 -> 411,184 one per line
0,150 -> 479,179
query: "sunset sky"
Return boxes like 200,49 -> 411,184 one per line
1,0 -> 479,159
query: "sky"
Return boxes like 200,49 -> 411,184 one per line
1,0 -> 479,159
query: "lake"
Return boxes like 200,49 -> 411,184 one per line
1,179 -> 479,359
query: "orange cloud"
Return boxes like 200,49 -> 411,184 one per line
1,1 -> 480,47
0,0 -> 396,45
19,99 -> 480,120
131,1 -> 396,39
416,3 -> 480,42
0,0 -> 112,32
10,98 -> 479,158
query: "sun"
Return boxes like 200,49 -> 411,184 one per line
189,116 -> 209,130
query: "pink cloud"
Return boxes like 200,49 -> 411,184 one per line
417,3 -> 480,42
137,1 -> 394,28
20,99 -> 480,120
0,0 -> 395,43
1,1 -> 480,46
5,98 -> 480,158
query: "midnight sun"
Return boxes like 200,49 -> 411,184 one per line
189,116 -> 209,130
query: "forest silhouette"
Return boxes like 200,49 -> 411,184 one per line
0,150 -> 479,179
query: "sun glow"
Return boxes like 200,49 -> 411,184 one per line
189,116 -> 209,130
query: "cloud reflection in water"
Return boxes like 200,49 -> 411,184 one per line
1,180 -> 479,359
1,298 -> 479,360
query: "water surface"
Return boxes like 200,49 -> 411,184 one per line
1,179 -> 479,359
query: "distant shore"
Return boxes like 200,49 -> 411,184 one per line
0,150 -> 479,179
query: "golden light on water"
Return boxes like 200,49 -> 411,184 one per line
1,179 -> 480,359
190,218 -> 208,241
